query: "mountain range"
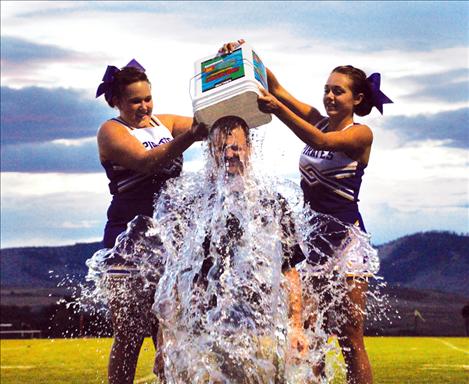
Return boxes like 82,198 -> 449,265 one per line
1,231 -> 468,336
2,230 -> 468,295
376,231 -> 468,296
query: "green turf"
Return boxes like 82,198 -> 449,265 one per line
365,337 -> 469,384
0,338 -> 155,384
1,337 -> 468,383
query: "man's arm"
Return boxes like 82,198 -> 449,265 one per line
284,268 -> 307,356
277,194 -> 308,356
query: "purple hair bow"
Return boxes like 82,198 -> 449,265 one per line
367,73 -> 393,114
95,59 -> 146,101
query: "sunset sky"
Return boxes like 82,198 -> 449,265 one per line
1,1 -> 468,248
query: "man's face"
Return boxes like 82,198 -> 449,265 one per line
211,126 -> 250,176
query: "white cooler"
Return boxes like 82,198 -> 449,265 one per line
191,44 -> 272,129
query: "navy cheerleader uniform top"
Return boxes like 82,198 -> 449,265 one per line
299,117 -> 367,231
101,116 -> 182,248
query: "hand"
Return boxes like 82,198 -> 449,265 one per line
218,39 -> 246,55
190,119 -> 209,141
257,87 -> 282,114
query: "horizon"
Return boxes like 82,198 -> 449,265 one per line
1,1 -> 468,248
1,229 -> 467,251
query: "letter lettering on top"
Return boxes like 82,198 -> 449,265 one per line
143,141 -> 158,149
304,146 -> 336,159
303,146 -> 334,160
158,137 -> 171,145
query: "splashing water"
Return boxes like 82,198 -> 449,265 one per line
84,130 -> 386,383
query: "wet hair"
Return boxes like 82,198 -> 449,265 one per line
210,116 -> 251,146
332,65 -> 373,116
106,67 -> 150,108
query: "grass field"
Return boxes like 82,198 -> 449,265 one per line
1,337 -> 468,383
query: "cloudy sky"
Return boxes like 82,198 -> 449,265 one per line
1,1 -> 468,248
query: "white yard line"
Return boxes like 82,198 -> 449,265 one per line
1,365 -> 36,369
134,373 -> 157,383
431,338 -> 469,355
420,364 -> 469,371
0,346 -> 28,351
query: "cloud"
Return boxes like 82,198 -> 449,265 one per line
2,4 -> 467,116
4,2 -> 467,52
60,220 -> 100,229
1,167 -> 467,248
1,36 -> 109,88
1,172 -> 108,197
1,138 -> 204,173
397,68 -> 468,88
196,2 -> 469,52
1,1 -> 468,248
1,86 -> 109,144
0,172 -> 109,247
1,1 -> 81,19
396,68 -> 469,103
1,138 -> 101,173
381,108 -> 469,148
406,80 -> 469,104
362,201 -> 468,245
1,190 -> 108,248
2,35 -> 80,64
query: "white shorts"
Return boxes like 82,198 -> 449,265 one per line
303,225 -> 379,277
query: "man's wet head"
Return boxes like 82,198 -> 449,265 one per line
209,116 -> 251,176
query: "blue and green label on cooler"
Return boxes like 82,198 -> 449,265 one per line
252,51 -> 268,90
201,48 -> 245,92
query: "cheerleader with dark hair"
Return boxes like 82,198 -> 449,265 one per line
258,65 -> 392,384
95,59 -> 208,384
220,39 -> 392,384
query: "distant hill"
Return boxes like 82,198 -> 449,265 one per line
1,231 -> 468,336
1,231 -> 468,295
376,231 -> 469,296
0,242 -> 102,288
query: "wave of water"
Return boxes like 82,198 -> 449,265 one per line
85,137 -> 385,383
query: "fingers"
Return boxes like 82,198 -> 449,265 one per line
257,86 -> 271,105
257,87 -> 279,114
218,44 -> 232,55
218,39 -> 245,55
197,123 -> 208,139
258,86 -> 268,96
197,122 -> 209,140
191,119 -> 209,141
